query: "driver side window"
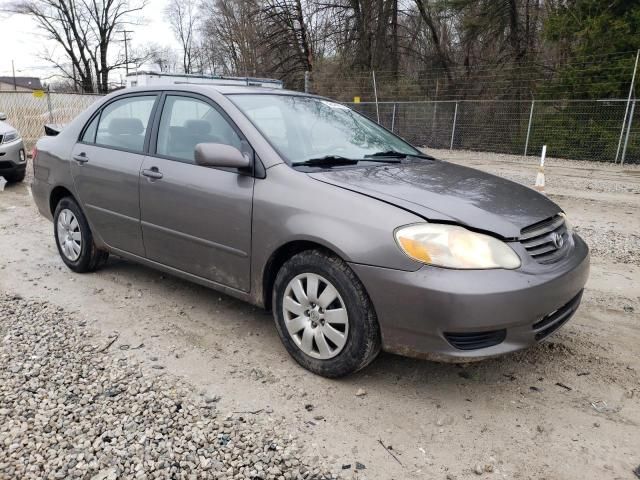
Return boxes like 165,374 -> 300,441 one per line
156,95 -> 242,163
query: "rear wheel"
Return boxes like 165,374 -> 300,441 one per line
53,197 -> 108,273
272,250 -> 381,377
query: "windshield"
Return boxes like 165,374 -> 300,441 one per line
228,94 -> 420,165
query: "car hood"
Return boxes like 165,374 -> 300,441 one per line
308,159 -> 560,239
0,120 -> 16,135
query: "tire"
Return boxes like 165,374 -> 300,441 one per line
53,197 -> 109,273
6,169 -> 25,183
272,249 -> 381,377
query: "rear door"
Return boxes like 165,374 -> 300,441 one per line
70,93 -> 158,256
139,93 -> 254,291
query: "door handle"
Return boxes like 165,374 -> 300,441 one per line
142,167 -> 163,179
73,153 -> 89,164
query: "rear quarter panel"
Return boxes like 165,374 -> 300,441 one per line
32,136 -> 75,221
32,97 -> 107,221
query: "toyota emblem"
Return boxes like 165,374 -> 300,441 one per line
552,232 -> 564,249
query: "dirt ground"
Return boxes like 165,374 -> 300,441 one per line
1,150 -> 639,479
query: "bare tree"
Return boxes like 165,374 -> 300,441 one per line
144,43 -> 181,73
9,0 -> 147,93
200,0 -> 265,76
165,0 -> 198,73
261,0 -> 314,86
315,0 -> 401,73
413,0 -> 453,82
189,0 -> 551,98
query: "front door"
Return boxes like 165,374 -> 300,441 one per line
139,93 -> 254,291
70,94 -> 158,256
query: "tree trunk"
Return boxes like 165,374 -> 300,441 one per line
294,0 -> 312,72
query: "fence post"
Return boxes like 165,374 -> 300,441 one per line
46,87 -> 53,124
372,71 -> 380,124
621,99 -> 636,165
304,71 -> 310,93
450,102 -> 458,150
391,103 -> 396,132
524,100 -> 535,156
616,49 -> 639,163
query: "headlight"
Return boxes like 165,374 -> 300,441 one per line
2,131 -> 20,143
558,212 -> 572,234
395,223 -> 521,269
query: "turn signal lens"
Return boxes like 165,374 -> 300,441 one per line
397,237 -> 432,263
395,223 -> 521,269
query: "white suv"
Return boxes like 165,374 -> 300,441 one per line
0,112 -> 27,183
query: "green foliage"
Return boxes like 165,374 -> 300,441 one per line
543,0 -> 640,99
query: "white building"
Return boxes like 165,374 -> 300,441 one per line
126,69 -> 284,89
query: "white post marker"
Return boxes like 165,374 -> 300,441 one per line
534,145 -> 546,193
0,176 -> 6,192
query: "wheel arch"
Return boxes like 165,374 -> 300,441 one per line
262,240 -> 345,311
49,185 -> 76,215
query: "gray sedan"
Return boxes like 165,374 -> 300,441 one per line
31,86 -> 589,377
0,112 -> 27,183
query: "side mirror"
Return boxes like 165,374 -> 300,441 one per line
194,143 -> 251,169
0,112 -> 7,121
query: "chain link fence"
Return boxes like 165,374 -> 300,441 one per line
0,92 -> 102,151
348,99 -> 639,164
1,90 -> 639,164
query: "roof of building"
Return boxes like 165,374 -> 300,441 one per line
203,85 -> 299,95
0,76 -> 43,90
122,84 -> 305,96
127,71 -> 283,86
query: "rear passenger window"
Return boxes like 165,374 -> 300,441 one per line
156,95 -> 242,163
95,95 -> 156,153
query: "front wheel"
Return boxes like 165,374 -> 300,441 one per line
53,197 -> 108,273
272,250 -> 381,377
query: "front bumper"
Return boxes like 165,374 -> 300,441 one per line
350,234 -> 590,361
0,139 -> 26,177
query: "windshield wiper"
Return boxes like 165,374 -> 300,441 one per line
365,150 -> 434,159
292,155 -> 404,168
292,155 -> 360,167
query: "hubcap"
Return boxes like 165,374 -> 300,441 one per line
56,209 -> 82,261
282,273 -> 349,360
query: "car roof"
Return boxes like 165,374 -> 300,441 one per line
0,120 -> 16,134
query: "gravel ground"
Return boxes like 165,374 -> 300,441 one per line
573,226 -> 640,266
429,148 -> 640,195
0,294 -> 337,480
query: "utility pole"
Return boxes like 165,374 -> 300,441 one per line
12,60 -> 17,91
121,30 -> 134,76
72,63 -> 78,92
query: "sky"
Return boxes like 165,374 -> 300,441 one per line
0,0 -> 177,84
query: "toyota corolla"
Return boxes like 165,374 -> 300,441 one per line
31,85 -> 590,377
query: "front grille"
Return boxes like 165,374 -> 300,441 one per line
533,290 -> 583,341
519,214 -> 569,263
444,329 -> 506,351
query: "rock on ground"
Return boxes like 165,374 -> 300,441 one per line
0,293 -> 338,480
